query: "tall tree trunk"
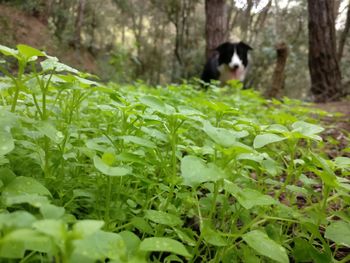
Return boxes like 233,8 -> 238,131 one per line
307,0 -> 342,102
73,0 -> 86,50
205,0 -> 228,59
337,2 -> 350,61
266,42 -> 288,99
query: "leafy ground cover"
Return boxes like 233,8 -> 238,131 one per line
0,44 -> 349,263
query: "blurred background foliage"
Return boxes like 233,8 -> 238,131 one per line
0,0 -> 349,99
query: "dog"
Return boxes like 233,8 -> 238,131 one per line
201,41 -> 252,86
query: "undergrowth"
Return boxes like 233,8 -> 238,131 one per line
0,44 -> 349,263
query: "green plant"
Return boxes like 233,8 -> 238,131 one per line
0,44 -> 349,262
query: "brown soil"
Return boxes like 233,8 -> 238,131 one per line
314,101 -> 350,131
0,4 -> 97,73
313,101 -> 350,158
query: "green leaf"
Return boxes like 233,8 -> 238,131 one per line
3,194 -> 50,207
73,220 -> 105,238
173,228 -> 196,246
118,231 -> 141,256
40,56 -> 79,73
203,121 -> 248,147
139,95 -> 175,114
266,124 -> 289,133
0,109 -> 18,130
40,203 -> 65,219
2,176 -> 51,197
0,211 -> 36,229
0,130 -> 15,156
224,180 -> 277,209
144,210 -> 183,227
0,44 -> 19,57
201,220 -> 227,246
17,44 -> 45,60
311,153 -> 338,187
243,230 -> 289,263
131,217 -> 154,235
121,135 -> 156,148
325,221 -> 350,247
116,152 -> 146,164
36,121 -> 64,143
33,219 -> 67,251
293,237 -> 331,263
253,133 -> 286,149
0,229 -> 53,258
181,155 -> 226,187
291,121 -> 324,140
237,153 -> 264,163
72,231 -> 125,261
93,156 -> 132,176
139,237 -> 191,258
334,157 -> 350,170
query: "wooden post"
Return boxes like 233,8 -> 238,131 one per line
266,42 -> 288,99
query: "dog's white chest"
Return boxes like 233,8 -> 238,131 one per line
218,64 -> 246,84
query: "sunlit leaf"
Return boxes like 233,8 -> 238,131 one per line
224,180 -> 277,209
139,237 -> 191,258
181,155 -> 226,187
201,220 -> 227,246
203,121 -> 248,147
72,231 -> 125,261
93,156 -> 132,176
41,56 -> 79,73
36,121 -> 64,143
0,44 -> 19,57
144,210 -> 183,227
121,135 -> 156,148
253,133 -> 286,149
0,229 -> 53,258
291,121 -> 324,140
243,230 -> 289,263
17,44 -> 45,60
325,221 -> 350,247
0,130 -> 15,156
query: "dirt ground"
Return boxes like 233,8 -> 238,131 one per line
314,101 -> 350,131
313,101 -> 350,158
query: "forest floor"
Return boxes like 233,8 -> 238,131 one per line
314,101 -> 350,158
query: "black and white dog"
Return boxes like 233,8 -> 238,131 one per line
201,41 -> 252,86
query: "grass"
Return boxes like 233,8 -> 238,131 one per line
0,44 -> 349,263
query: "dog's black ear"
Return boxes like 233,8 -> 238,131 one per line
215,42 -> 231,53
239,41 -> 253,51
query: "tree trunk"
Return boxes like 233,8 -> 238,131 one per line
205,0 -> 228,59
307,0 -> 342,102
266,42 -> 288,99
337,2 -> 350,61
73,0 -> 86,50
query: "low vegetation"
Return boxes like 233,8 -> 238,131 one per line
0,44 -> 349,262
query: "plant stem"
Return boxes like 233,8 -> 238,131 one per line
105,176 -> 113,230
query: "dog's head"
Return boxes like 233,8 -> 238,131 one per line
216,41 -> 253,82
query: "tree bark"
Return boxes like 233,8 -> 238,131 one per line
307,0 -> 342,102
205,0 -> 228,59
266,42 -> 288,99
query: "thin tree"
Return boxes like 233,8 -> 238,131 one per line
337,1 -> 350,61
73,0 -> 86,50
205,0 -> 228,59
307,0 -> 342,102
